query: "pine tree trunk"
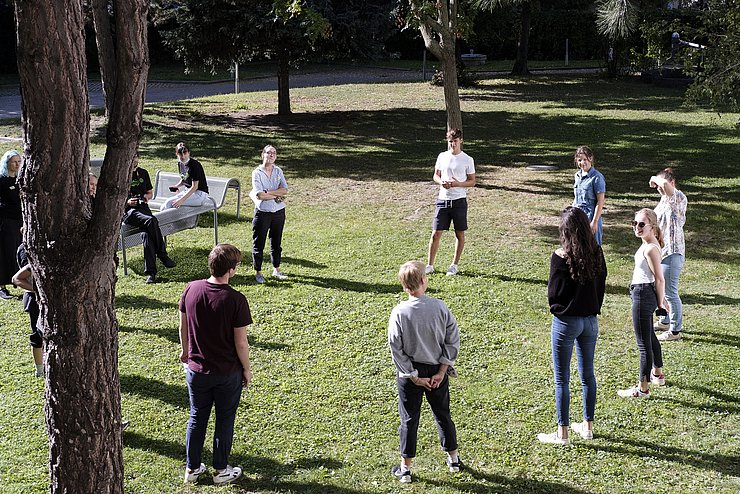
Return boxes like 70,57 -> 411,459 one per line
13,1 -> 149,491
442,53 -> 462,131
511,2 -> 532,76
277,53 -> 291,115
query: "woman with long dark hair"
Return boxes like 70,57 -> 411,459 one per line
538,206 -> 607,445
618,209 -> 667,398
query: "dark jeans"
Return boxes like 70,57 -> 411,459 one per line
397,362 -> 458,458
551,315 -> 598,425
630,283 -> 663,381
123,204 -> 167,275
252,208 -> 285,271
185,368 -> 242,470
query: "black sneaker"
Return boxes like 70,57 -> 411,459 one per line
161,256 -> 176,269
391,465 -> 412,483
146,274 -> 156,284
0,287 -> 13,300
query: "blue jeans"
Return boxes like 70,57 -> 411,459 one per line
630,283 -> 663,382
551,315 -> 598,426
660,254 -> 684,332
185,369 -> 242,470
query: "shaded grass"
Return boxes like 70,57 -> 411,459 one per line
0,74 -> 738,493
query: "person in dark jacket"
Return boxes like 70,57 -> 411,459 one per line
538,206 -> 606,445
0,150 -> 22,300
123,157 -> 175,284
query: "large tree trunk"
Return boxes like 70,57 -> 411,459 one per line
441,53 -> 462,131
277,52 -> 291,115
13,1 -> 149,492
413,0 -> 463,131
511,1 -> 532,76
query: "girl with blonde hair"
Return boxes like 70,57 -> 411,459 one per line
618,209 -> 668,398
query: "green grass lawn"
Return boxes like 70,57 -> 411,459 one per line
0,74 -> 738,493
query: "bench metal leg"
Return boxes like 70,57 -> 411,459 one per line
212,208 -> 218,245
236,185 -> 241,219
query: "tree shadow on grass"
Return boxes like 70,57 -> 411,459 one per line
122,439 -> 372,494
119,324 -> 179,344
424,465 -> 590,493
682,292 -> 740,306
290,273 -> 399,294
678,329 -> 740,347
116,294 -> 178,311
582,434 -> 739,478
653,390 -> 739,415
282,256 -> 328,269
120,374 -> 189,409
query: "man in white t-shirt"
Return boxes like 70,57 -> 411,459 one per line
426,129 -> 476,276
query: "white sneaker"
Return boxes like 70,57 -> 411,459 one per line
650,371 -> 666,386
654,320 -> 669,331
272,268 -> 288,280
184,463 -> 207,483
213,465 -> 242,484
536,431 -> 569,445
617,386 -> 650,398
424,264 -> 434,274
571,422 -> 593,440
446,264 -> 458,276
658,331 -> 681,341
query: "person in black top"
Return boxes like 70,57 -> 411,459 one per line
0,150 -> 22,300
124,157 -> 176,283
161,142 -> 209,210
537,206 -> 606,445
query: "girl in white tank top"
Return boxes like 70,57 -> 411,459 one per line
617,209 -> 669,399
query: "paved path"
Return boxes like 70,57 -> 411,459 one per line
0,68 -> 426,120
0,66 -> 601,120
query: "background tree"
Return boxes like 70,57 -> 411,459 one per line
399,0 -> 464,130
685,0 -> 740,115
153,0 -> 394,115
13,0 -> 149,491
475,0 -> 541,75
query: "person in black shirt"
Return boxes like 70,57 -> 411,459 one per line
124,157 -> 176,283
161,142 -> 209,210
0,150 -> 22,300
538,206 -> 606,446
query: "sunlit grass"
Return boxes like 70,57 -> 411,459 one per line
0,73 -> 738,493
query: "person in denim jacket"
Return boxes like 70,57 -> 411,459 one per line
572,146 -> 606,245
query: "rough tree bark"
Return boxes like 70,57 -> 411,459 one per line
13,0 -> 149,492
411,0 -> 462,131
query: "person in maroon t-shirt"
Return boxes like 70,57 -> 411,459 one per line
179,244 -> 252,485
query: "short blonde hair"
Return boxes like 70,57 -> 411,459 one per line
398,261 -> 426,292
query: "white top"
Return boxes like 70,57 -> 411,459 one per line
436,150 -> 475,200
631,243 -> 657,284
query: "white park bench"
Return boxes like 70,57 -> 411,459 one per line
89,159 -> 241,275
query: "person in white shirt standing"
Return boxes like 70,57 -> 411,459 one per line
425,129 -> 476,276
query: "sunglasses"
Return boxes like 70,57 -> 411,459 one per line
632,221 -> 648,228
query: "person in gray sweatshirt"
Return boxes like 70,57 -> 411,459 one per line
387,260 -> 461,483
